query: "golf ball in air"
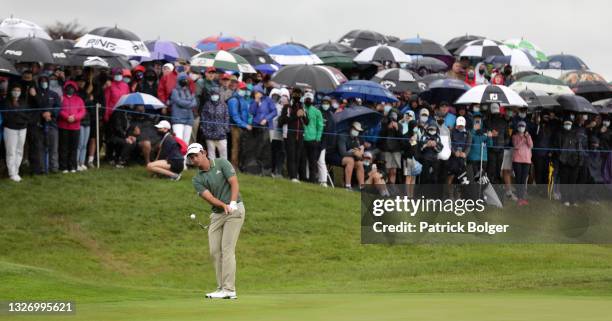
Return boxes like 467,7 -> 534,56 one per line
190,214 -> 196,220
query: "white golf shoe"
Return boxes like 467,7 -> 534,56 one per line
205,289 -> 222,298
207,290 -> 237,299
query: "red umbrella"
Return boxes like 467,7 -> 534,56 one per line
195,35 -> 245,51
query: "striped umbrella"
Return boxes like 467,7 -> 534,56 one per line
444,34 -> 485,54
456,39 -> 512,58
504,38 -> 547,62
455,84 -> 527,106
509,74 -> 574,95
265,44 -> 322,65
353,45 -> 411,64
190,50 -> 256,73
371,68 -> 426,93
114,92 -> 165,109
195,35 -> 245,51
485,49 -> 538,69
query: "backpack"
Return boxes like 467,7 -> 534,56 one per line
173,135 -> 188,155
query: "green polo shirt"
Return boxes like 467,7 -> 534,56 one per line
192,158 -> 242,213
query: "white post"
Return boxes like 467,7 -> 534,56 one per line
96,103 -> 100,169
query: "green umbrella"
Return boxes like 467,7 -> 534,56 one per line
315,51 -> 355,69
504,38 -> 547,62
190,50 -> 256,73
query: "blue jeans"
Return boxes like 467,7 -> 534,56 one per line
77,125 -> 90,166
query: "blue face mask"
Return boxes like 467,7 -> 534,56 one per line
238,90 -> 246,97
383,105 -> 392,114
401,122 -> 409,134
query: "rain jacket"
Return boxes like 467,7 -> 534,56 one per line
170,81 -> 197,125
249,96 -> 277,129
474,63 -> 489,85
467,129 -> 494,161
58,81 -> 86,131
303,104 -> 323,142
227,93 -> 250,129
103,79 -> 129,122
511,132 -> 533,164
200,99 -> 229,140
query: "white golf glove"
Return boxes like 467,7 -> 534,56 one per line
228,201 -> 238,212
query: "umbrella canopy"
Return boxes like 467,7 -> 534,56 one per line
456,39 -> 512,58
338,29 -> 388,51
315,51 -> 355,69
229,46 -> 276,66
135,40 -> 193,62
265,44 -> 322,65
333,105 -> 383,133
560,70 -> 612,101
509,81 -> 574,96
191,50 -> 256,73
0,56 -> 19,75
353,45 -> 411,64
75,26 -> 149,57
371,68 -> 426,93
53,38 -> 75,52
485,49 -> 538,69
0,17 -> 51,39
503,38 -> 548,62
271,65 -> 347,92
331,80 -> 399,103
1,37 -> 56,64
557,94 -> 598,114
178,44 -> 200,57
69,47 -> 131,69
407,56 -> 448,75
537,54 -> 589,70
419,78 -> 471,105
518,89 -> 559,109
196,35 -> 245,51
310,41 -> 357,57
419,73 -> 447,85
513,70 -> 540,80
455,84 -> 527,106
242,40 -> 269,50
391,37 -> 453,65
254,63 -> 280,75
444,34 -> 485,54
593,99 -> 612,114
114,92 -> 165,109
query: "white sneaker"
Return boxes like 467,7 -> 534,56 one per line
205,289 -> 222,298
80,165 -> 88,171
291,178 -> 300,183
70,169 -> 77,173
9,175 -> 21,182
563,202 -> 570,207
207,290 -> 237,299
320,182 -> 328,188
62,170 -> 69,174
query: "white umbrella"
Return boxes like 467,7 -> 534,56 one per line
455,84 -> 527,106
353,45 -> 411,63
456,39 -> 512,58
0,17 -> 51,39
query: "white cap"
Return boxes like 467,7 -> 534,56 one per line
303,92 -> 314,100
154,120 -> 171,129
352,121 -> 364,132
163,63 -> 174,72
419,108 -> 429,116
186,143 -> 204,156
456,116 -> 466,127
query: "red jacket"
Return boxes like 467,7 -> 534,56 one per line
157,71 -> 195,104
58,81 -> 86,131
104,80 -> 130,122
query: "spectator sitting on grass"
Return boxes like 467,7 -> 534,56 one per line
146,120 -> 184,181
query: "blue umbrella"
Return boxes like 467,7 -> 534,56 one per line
254,63 -> 280,74
331,80 -> 398,103
114,92 -> 166,109
537,54 -> 589,70
333,106 -> 383,133
419,78 -> 471,105
265,43 -> 322,65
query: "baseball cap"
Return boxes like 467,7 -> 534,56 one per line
303,92 -> 314,100
238,82 -> 247,89
186,143 -> 205,156
205,67 -> 217,73
154,120 -> 171,129
221,73 -> 231,80
518,120 -> 527,127
419,108 -> 429,116
162,63 -> 174,71
456,116 -> 466,127
352,121 -> 364,132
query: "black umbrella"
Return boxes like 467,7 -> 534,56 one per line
229,46 -> 276,65
518,89 -> 559,109
444,34 -> 485,54
1,37 -> 56,63
371,68 -> 427,93
178,44 -> 200,58
391,37 -> 453,65
338,29 -> 388,51
271,65 -> 347,92
419,73 -> 447,85
419,78 -> 471,105
572,81 -> 612,102
333,105 -> 383,133
0,56 -> 19,75
53,38 -> 75,52
556,94 -> 598,114
89,26 -> 141,41
68,47 -> 130,69
407,56 -> 449,75
310,41 -> 357,58
593,99 -> 612,114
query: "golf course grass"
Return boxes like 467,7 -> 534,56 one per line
1,167 -> 611,320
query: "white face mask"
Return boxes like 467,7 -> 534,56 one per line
420,115 -> 429,123
383,105 -> 392,114
350,129 -> 359,137
519,112 -> 527,118
321,103 -> 330,111
332,102 -> 339,109
238,90 -> 246,97
582,114 -> 589,120
570,114 -> 575,121
11,90 -> 21,98
564,124 -> 572,131
211,95 -> 220,102
427,130 -> 436,135
473,107 -> 480,113
41,82 -> 48,89
517,126 -> 526,133
603,120 -> 610,127
114,75 -> 123,82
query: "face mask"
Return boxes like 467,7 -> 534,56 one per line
135,72 -> 144,79
420,115 -> 428,123
179,79 -> 188,87
41,82 -> 48,89
564,124 -> 572,131
11,90 -> 21,98
391,113 -> 398,121
304,98 -> 313,106
245,91 -> 251,97
113,75 -> 123,82
49,80 -> 59,88
582,114 -> 589,120
350,129 -> 359,137
479,69 -> 485,75
436,118 -> 444,125
427,130 -> 436,135
123,77 -> 131,83
364,160 -> 371,166
507,111 -> 513,118
468,71 -> 474,78
332,102 -> 339,109
603,120 -> 610,127
189,73 -> 199,81
383,105 -> 392,114
413,127 -> 419,133
238,90 -> 246,97
569,114 -> 575,121
457,126 -> 466,132
401,122 -> 408,134
481,105 -> 489,111
504,69 -> 512,76
519,112 -> 527,118
473,107 -> 480,113
517,126 -> 526,133
211,94 -> 220,102
321,103 -> 330,111
272,95 -> 280,103
65,87 -> 75,96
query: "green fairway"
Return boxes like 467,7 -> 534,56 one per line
1,167 -> 612,320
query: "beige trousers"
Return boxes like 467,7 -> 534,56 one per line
208,202 -> 245,292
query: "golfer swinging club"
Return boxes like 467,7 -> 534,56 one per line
187,143 -> 245,300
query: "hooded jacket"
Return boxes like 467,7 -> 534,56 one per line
103,78 -> 129,122
474,62 -> 489,85
227,92 -> 250,129
169,74 -> 197,125
58,81 -> 86,131
303,104 -> 324,142
249,95 -> 277,130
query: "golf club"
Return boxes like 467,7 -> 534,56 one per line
189,213 -> 209,230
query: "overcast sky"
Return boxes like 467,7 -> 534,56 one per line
4,0 -> 612,79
